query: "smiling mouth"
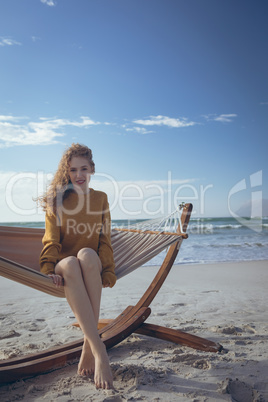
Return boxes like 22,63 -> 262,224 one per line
76,180 -> 85,185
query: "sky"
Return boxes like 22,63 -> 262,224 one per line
0,0 -> 267,222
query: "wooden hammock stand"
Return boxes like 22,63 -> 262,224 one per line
0,203 -> 222,383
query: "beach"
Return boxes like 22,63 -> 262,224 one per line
0,260 -> 267,401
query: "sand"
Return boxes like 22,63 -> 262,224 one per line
0,260 -> 267,401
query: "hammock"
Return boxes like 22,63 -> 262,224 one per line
0,208 -> 186,297
0,203 -> 222,384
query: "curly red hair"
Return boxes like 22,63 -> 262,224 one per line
37,143 -> 95,214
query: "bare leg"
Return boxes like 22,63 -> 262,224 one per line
76,248 -> 102,377
55,253 -> 113,389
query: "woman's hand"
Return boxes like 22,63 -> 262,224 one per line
48,274 -> 64,288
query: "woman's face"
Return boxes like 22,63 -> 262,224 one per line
68,156 -> 92,193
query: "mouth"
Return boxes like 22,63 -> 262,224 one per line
76,180 -> 85,185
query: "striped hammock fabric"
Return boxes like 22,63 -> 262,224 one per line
0,209 -> 186,298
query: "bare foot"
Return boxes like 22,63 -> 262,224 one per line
94,346 -> 113,389
78,338 -> 95,376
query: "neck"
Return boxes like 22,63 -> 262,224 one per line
73,186 -> 90,195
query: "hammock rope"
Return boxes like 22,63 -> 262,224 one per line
127,206 -> 185,234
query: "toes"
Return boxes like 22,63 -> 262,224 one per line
95,380 -> 113,390
78,368 -> 89,377
104,381 -> 113,390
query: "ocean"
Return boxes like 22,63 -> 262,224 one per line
1,217 -> 268,266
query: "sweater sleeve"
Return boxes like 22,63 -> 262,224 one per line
98,195 -> 117,288
40,212 -> 62,275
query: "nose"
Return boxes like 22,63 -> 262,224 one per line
76,169 -> 84,178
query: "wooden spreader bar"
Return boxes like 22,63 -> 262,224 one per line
114,227 -> 188,238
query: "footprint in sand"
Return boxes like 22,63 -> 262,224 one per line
27,321 -> 46,332
210,325 -> 243,335
242,324 -> 257,334
202,290 -> 220,293
170,352 -> 211,369
218,378 -> 262,402
0,329 -> 21,340
211,324 -> 257,336
113,363 -> 166,386
102,395 -> 126,402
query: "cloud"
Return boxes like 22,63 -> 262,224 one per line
0,115 -> 21,121
214,114 -> 237,123
125,127 -> 154,134
37,116 -> 100,128
133,115 -> 196,128
0,115 -> 100,148
0,37 -> 21,47
32,36 -> 41,42
204,114 -> 237,123
40,0 -> 56,6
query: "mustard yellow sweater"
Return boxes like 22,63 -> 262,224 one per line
40,189 -> 116,287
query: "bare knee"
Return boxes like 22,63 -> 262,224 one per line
77,248 -> 102,273
77,247 -> 97,260
55,256 -> 81,279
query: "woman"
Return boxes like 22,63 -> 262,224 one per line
38,143 -> 116,390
